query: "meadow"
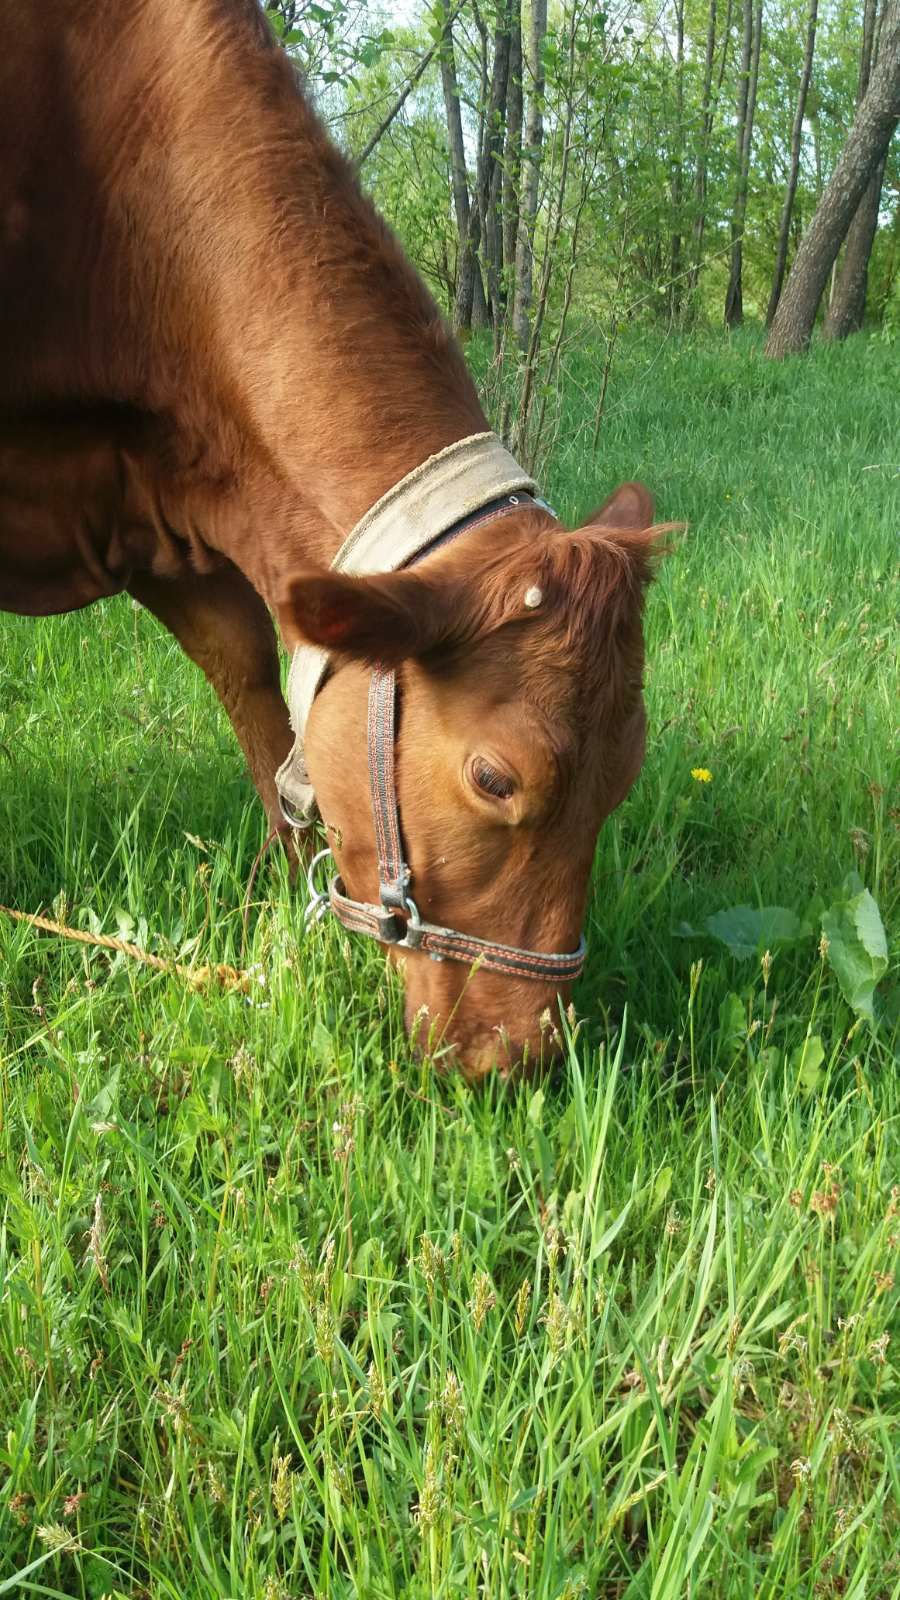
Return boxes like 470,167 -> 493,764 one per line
0,328 -> 897,1598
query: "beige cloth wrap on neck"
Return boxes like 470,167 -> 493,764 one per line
275,431 -> 536,823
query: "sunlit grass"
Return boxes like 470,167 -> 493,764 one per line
1,329 -> 897,1597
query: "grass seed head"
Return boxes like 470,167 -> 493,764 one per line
418,1234 -> 446,1298
318,1234 -> 336,1294
828,1408 -> 867,1460
542,1291 -> 569,1356
290,1243 -> 316,1301
810,1182 -> 841,1218
367,1360 -> 386,1419
544,1223 -> 565,1271
868,1332 -> 890,1365
37,1522 -> 83,1553
315,1302 -> 336,1366
228,1043 -> 257,1090
84,1196 -> 109,1292
271,1451 -> 293,1521
514,1278 -> 532,1336
468,1269 -> 496,1331
8,1492 -> 31,1527
332,1096 -> 362,1161
440,1368 -> 465,1438
413,1440 -> 442,1531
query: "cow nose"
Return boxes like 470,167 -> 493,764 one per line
403,990 -> 568,1082
455,1026 -> 565,1083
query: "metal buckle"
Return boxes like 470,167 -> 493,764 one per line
396,897 -> 427,952
304,847 -> 335,928
379,871 -> 412,914
371,906 -> 405,943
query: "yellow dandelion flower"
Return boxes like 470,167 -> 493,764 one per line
691,768 -> 713,783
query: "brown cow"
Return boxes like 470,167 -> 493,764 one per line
0,0 -> 665,1077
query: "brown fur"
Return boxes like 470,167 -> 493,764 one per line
1,0 -> 668,1077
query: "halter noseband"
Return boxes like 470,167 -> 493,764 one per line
276,435 -> 587,985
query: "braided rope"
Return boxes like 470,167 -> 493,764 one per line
0,905 -> 250,993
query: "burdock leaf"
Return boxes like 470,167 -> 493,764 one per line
821,882 -> 888,1022
705,905 -> 801,960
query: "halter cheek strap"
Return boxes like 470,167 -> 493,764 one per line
318,666 -> 587,981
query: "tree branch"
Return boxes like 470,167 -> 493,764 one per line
355,0 -> 469,169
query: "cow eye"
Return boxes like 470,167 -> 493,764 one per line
471,756 -> 515,801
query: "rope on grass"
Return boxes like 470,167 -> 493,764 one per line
0,904 -> 251,993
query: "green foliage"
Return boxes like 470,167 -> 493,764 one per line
299,0 -> 898,338
1,332 -> 898,1595
822,875 -> 890,1024
702,904 -> 805,959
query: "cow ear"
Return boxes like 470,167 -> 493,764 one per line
590,481 -> 655,531
277,567 -> 445,663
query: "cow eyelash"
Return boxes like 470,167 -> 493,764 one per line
471,757 -> 515,801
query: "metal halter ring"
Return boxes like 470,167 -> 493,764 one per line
304,846 -> 335,928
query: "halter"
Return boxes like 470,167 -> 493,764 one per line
276,434 -> 587,985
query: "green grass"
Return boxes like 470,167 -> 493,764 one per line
1,328 -> 898,1598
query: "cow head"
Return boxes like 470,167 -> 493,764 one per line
279,483 -> 665,1079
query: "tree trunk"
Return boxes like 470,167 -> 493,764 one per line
440,23 -> 482,331
874,198 -> 899,316
513,0 -> 547,353
766,0 -> 900,357
689,0 -> 734,305
860,0 -> 880,96
688,0 -> 718,304
766,0 -> 818,325
824,0 -> 885,337
503,2 -> 523,311
724,0 -> 762,326
479,0 -> 512,325
440,26 -> 489,330
668,0 -> 686,320
823,156 -> 887,335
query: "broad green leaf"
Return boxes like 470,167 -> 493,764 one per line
791,1034 -> 825,1095
821,882 -> 888,1022
527,1087 -> 545,1127
718,991 -> 746,1046
705,905 -> 801,959
650,1165 -> 673,1214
